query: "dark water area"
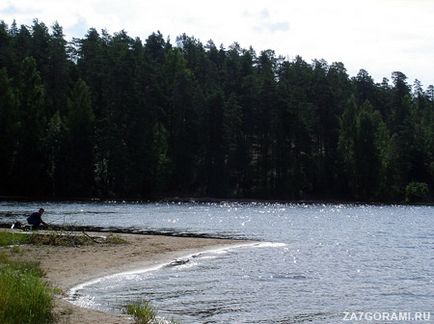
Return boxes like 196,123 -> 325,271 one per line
1,201 -> 433,323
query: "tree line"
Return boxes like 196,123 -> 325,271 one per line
0,19 -> 433,202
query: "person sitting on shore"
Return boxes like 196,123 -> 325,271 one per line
27,208 -> 47,229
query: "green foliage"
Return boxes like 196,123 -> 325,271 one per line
0,231 -> 30,246
0,254 -> 53,324
43,111 -> 67,195
0,232 -> 27,247
0,69 -> 20,192
338,98 -> 387,199
405,182 -> 430,203
0,252 -> 44,277
0,19 -> 433,202
61,79 -> 95,196
13,56 -> 48,195
0,230 -> 125,247
125,301 -> 156,324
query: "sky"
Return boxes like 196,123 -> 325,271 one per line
1,0 -> 433,88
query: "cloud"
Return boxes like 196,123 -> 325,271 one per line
254,21 -> 289,33
1,5 -> 18,15
0,0 -> 433,86
68,16 -> 89,39
249,8 -> 290,33
242,8 -> 289,33
259,8 -> 270,19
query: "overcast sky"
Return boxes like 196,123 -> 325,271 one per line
1,0 -> 433,88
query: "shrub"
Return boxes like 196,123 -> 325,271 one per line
0,255 -> 53,324
125,301 -> 156,324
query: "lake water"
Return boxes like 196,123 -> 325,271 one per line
1,201 -> 433,323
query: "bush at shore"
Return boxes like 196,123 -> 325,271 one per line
126,301 -> 156,324
0,232 -> 30,247
0,252 -> 53,324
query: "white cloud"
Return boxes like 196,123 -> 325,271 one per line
1,0 -> 433,86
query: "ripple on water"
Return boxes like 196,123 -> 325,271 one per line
1,202 -> 433,323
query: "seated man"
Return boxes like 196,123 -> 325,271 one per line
27,208 -> 47,229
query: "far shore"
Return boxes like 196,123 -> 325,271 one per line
1,196 -> 432,206
0,229 -> 248,323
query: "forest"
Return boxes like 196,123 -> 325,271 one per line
0,19 -> 433,202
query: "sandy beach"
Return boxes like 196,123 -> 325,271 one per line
2,230 -> 243,323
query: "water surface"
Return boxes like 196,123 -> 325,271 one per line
1,201 -> 433,323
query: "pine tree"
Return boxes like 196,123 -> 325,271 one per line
14,56 -> 48,195
63,79 -> 95,196
0,69 -> 20,193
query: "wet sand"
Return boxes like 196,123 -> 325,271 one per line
1,230 -> 243,323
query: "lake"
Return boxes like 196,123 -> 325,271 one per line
0,201 -> 433,323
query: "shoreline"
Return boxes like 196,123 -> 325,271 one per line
0,223 -> 248,240
1,229 -> 250,323
1,196 -> 431,206
67,241 -> 259,315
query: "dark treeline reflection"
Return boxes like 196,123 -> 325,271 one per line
0,20 -> 433,202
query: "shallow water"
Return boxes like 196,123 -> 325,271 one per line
1,201 -> 433,323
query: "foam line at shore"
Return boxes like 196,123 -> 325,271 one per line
67,241 -> 287,309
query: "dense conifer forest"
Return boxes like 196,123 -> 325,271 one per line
0,20 -> 433,202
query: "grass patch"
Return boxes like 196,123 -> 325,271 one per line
0,252 -> 44,277
1,230 -> 128,248
28,232 -> 96,247
0,253 -> 53,324
10,245 -> 23,255
105,234 -> 128,244
27,231 -> 127,247
125,301 -> 156,324
0,231 -> 30,246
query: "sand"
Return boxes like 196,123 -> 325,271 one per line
1,230 -> 244,323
